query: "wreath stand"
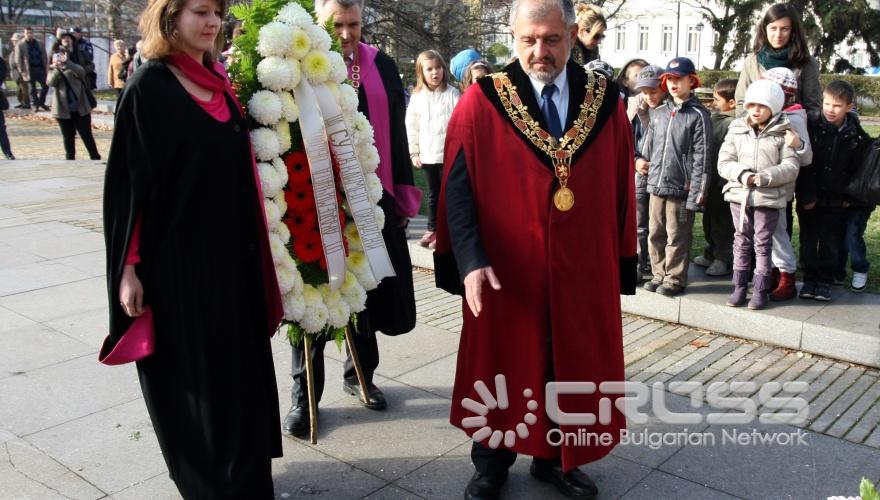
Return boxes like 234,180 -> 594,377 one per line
303,325 -> 369,444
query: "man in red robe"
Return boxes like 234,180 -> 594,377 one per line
433,0 -> 638,498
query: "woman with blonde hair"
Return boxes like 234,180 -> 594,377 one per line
572,2 -> 606,65
101,0 -> 283,496
107,39 -> 127,94
405,49 -> 459,248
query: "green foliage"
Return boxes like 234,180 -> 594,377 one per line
862,477 -> 880,500
696,70 -> 880,108
487,42 -> 509,61
229,0 -> 319,104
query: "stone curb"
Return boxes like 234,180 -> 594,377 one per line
407,242 -> 880,368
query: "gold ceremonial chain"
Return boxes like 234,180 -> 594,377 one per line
350,51 -> 361,89
490,71 -> 606,211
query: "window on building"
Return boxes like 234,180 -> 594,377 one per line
615,27 -> 626,52
662,25 -> 673,53
639,25 -> 649,52
686,25 -> 701,53
853,52 -> 866,67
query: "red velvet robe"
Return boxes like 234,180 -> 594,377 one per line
434,61 -> 637,471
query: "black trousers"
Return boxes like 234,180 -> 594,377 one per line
422,163 -> 442,231
289,313 -> 379,407
0,112 -> 13,157
471,442 -> 560,477
29,70 -> 48,107
702,181 -> 734,265
57,112 -> 101,160
797,205 -> 845,284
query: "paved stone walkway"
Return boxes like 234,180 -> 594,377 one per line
1,160 -> 879,499
5,113 -> 113,161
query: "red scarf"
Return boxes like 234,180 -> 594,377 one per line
167,52 -> 244,121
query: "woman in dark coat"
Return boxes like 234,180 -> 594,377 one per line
47,50 -> 100,160
101,0 -> 283,497
571,2 -> 606,66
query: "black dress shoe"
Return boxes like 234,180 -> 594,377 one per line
282,405 -> 313,438
530,461 -> 598,499
464,471 -> 508,500
343,379 -> 387,410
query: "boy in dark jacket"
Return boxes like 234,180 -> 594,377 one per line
640,57 -> 712,296
796,80 -> 871,301
694,78 -> 737,277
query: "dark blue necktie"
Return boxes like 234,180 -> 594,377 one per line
541,84 -> 562,139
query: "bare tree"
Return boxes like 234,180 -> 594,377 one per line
681,0 -> 764,70
1,0 -> 37,24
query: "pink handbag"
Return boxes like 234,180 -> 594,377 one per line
98,306 -> 155,365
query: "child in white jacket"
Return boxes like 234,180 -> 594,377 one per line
405,49 -> 460,249
717,80 -> 800,310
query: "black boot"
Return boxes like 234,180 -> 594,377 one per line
530,460 -> 598,499
282,405 -> 314,438
464,470 -> 507,500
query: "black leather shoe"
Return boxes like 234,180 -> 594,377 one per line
282,405 -> 313,438
464,471 -> 507,500
343,379 -> 387,410
530,461 -> 598,499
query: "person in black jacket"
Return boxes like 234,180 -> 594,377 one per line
796,80 -> 871,300
0,54 -> 15,159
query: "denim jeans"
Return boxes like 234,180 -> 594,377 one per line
836,207 -> 874,277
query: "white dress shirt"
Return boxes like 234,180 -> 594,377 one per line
528,69 -> 569,132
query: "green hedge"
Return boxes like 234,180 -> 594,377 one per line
697,70 -> 880,109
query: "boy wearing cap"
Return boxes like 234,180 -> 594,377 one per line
718,80 -> 800,309
694,78 -> 738,277
632,64 -> 667,280
640,57 -> 711,296
760,67 -> 812,301
797,80 -> 872,300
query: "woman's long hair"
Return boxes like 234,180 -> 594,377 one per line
139,0 -> 228,63
752,3 -> 810,68
413,50 -> 449,93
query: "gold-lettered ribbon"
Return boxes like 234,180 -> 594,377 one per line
490,71 -> 607,211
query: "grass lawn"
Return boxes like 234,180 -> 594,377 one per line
691,209 -> 880,293
865,124 -> 879,138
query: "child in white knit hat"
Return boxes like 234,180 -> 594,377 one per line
759,67 -> 813,302
717,79 -> 802,310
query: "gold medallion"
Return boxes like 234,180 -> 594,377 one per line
554,187 -> 575,211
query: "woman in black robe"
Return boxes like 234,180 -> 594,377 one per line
101,0 -> 283,497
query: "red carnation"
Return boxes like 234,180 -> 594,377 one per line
293,232 -> 323,263
286,210 -> 318,240
285,151 -> 311,184
285,183 -> 316,214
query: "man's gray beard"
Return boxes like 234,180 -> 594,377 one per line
520,60 -> 561,84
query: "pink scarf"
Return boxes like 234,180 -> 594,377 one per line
168,53 -> 245,120
352,43 -> 421,217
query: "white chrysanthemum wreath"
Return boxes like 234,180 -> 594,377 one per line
230,0 -> 386,345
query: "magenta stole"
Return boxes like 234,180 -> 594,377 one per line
353,43 -> 421,217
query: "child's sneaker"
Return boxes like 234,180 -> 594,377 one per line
693,256 -> 713,267
799,281 -> 817,299
643,278 -> 662,293
851,272 -> 868,292
813,283 -> 832,302
705,260 -> 731,276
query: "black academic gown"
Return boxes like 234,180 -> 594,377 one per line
360,50 -> 417,336
103,60 -> 281,499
